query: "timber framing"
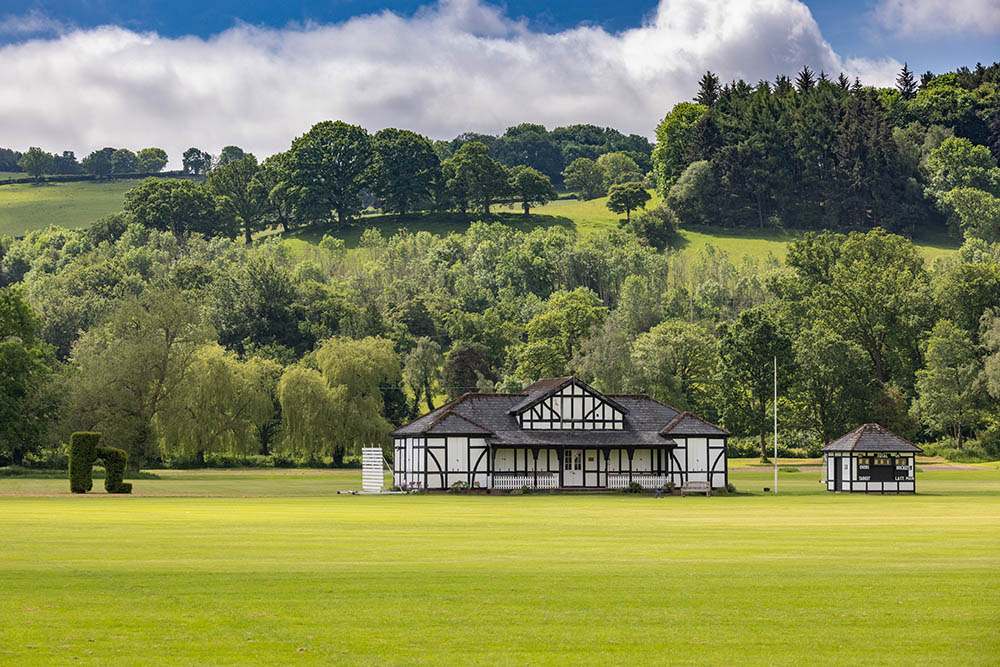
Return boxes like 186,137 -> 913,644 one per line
391,376 -> 730,492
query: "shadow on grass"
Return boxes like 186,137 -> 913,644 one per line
281,212 -> 576,248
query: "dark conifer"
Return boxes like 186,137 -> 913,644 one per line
920,71 -> 934,89
896,62 -> 917,100
836,73 -> 850,90
851,77 -> 863,94
818,70 -> 829,83
774,75 -> 794,96
695,71 -> 721,106
795,66 -> 815,93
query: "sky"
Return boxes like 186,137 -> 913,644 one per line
1,0 -> 998,167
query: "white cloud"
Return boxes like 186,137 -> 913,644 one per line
0,9 -> 67,36
0,0 -> 899,168
875,0 -> 1000,37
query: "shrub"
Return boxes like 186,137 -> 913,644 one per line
69,432 -> 100,493
620,481 -> 645,494
662,481 -> 676,493
68,432 -> 132,494
96,446 -> 132,494
448,480 -> 470,493
726,482 -> 737,494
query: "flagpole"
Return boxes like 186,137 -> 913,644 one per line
774,355 -> 778,495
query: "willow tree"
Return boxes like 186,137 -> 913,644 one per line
156,345 -> 276,464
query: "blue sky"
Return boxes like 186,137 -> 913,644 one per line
0,0 -> 997,165
4,0 -> 996,75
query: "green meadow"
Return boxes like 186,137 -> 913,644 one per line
0,180 -> 136,236
1,178 -> 961,264
2,467 -> 997,665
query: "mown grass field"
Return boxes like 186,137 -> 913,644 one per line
1,467 -> 997,664
0,180 -> 136,236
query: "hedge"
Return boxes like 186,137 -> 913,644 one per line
68,431 -> 132,494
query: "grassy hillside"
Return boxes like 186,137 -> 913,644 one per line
284,192 -> 961,264
1,467 -> 998,664
0,178 -> 961,264
0,180 -> 135,236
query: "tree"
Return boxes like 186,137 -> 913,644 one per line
209,257 -> 305,355
652,102 -> 706,191
787,230 -> 931,386
620,205 -> 679,250
924,137 -> 1000,200
217,145 -> 246,166
276,365 -> 341,460
62,289 -> 211,470
570,317 -> 633,394
156,344 -> 274,465
0,287 -> 54,465
371,128 -> 440,215
124,178 -> 233,238
515,288 -> 606,380
403,337 -> 442,412
717,307 -> 794,459
896,62 -> 917,100
136,148 -> 168,173
790,326 -> 873,445
443,141 -> 509,214
286,120 -> 372,227
110,149 -> 139,175
596,151 -> 642,188
631,320 -> 718,414
794,65 -> 815,93
314,336 -> 400,459
913,320 -> 984,448
942,188 -> 1000,242
695,71 -> 721,106
182,148 -> 213,175
17,147 -> 53,181
508,165 -> 556,216
442,341 -> 495,400
606,182 -> 651,221
51,151 -> 81,175
207,154 -> 267,244
562,157 -> 606,200
82,147 -> 115,178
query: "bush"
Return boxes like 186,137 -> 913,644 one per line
662,481 -> 676,493
620,481 -> 645,494
726,482 -> 737,494
920,438 -> 996,463
68,432 -> 132,494
621,205 -> 680,250
69,432 -> 100,493
448,480 -> 470,493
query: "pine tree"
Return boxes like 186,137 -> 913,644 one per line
795,65 -> 815,93
774,75 -> 794,96
851,77 -> 863,94
920,71 -> 934,89
836,73 -> 850,90
896,62 -> 917,100
695,71 -> 721,106
818,70 -> 829,83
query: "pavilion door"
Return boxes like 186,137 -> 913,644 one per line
563,449 -> 583,486
833,457 -> 843,491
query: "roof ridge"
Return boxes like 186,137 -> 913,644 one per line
424,409 -> 494,434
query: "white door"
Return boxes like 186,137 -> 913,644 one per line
563,449 -> 583,486
841,457 -> 852,491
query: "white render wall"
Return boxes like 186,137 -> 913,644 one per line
822,452 -> 916,493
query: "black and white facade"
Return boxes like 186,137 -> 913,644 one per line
821,423 -> 922,493
391,377 -> 730,491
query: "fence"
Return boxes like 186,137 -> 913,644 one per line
491,473 -> 558,490
607,473 -> 669,489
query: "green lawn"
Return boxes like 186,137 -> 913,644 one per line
1,467 -> 997,664
0,180 -> 135,236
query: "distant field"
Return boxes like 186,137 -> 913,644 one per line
1,467 -> 997,664
0,180 -> 134,236
284,191 -> 961,264
0,179 -> 962,264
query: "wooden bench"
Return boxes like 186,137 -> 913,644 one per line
681,480 -> 711,497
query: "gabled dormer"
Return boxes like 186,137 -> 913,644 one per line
509,377 -> 628,431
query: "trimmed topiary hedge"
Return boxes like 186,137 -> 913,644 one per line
68,431 -> 132,494
69,432 -> 100,493
96,446 -> 132,494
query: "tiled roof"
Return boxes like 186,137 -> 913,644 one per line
390,377 -> 729,445
660,411 -> 731,437
507,376 -> 628,415
820,423 -> 923,453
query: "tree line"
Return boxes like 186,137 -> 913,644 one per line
653,62 -> 1000,237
